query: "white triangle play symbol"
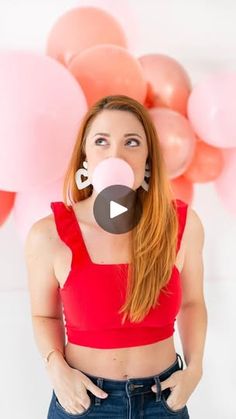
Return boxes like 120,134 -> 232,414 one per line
110,200 -> 128,219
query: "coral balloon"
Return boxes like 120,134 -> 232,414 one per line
0,191 -> 15,226
139,54 -> 192,116
149,108 -> 197,179
68,44 -> 147,106
214,148 -> 236,215
0,50 -> 87,191
46,7 -> 128,66
184,139 -> 224,183
76,0 -> 140,51
187,72 -> 236,148
171,175 -> 194,205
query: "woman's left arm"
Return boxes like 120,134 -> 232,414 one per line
177,206 -> 208,378
151,207 -> 207,410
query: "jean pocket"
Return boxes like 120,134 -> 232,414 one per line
161,388 -> 187,415
54,391 -> 95,417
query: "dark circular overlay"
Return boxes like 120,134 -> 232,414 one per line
93,185 -> 143,234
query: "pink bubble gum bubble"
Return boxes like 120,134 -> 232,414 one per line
92,157 -> 135,193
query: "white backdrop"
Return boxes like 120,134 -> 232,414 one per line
0,1 -> 236,418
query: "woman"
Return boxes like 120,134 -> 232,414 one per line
25,95 -> 207,418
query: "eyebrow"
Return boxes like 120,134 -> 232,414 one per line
92,132 -> 143,139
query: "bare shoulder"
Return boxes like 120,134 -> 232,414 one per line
24,213 -> 59,288
184,205 -> 205,248
24,213 -> 63,319
24,213 -> 58,255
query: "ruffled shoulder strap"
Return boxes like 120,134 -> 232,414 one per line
173,199 -> 188,253
50,201 -> 82,261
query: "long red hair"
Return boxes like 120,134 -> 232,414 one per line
62,95 -> 179,323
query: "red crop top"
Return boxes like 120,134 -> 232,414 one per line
50,199 -> 188,349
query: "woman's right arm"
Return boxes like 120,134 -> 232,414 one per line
24,217 -> 108,413
24,217 -> 70,382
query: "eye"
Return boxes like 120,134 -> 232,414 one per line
95,137 -> 107,145
126,138 -> 140,147
94,137 -> 140,146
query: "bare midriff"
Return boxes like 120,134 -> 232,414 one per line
64,336 -> 177,380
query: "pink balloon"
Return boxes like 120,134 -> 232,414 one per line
0,50 -> 87,191
46,7 -> 128,66
149,108 -> 197,179
214,148 -> 236,215
68,44 -> 147,106
187,72 -> 236,148
92,157 -> 135,193
14,176 -> 65,243
139,54 -> 192,116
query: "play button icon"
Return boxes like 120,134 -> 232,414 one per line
110,201 -> 128,219
93,184 -> 143,234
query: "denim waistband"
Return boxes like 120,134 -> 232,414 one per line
78,352 -> 183,396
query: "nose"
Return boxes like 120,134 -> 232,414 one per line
107,144 -> 124,160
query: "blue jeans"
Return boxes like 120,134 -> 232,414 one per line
47,352 -> 190,418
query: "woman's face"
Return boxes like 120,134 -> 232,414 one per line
84,109 -> 149,192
